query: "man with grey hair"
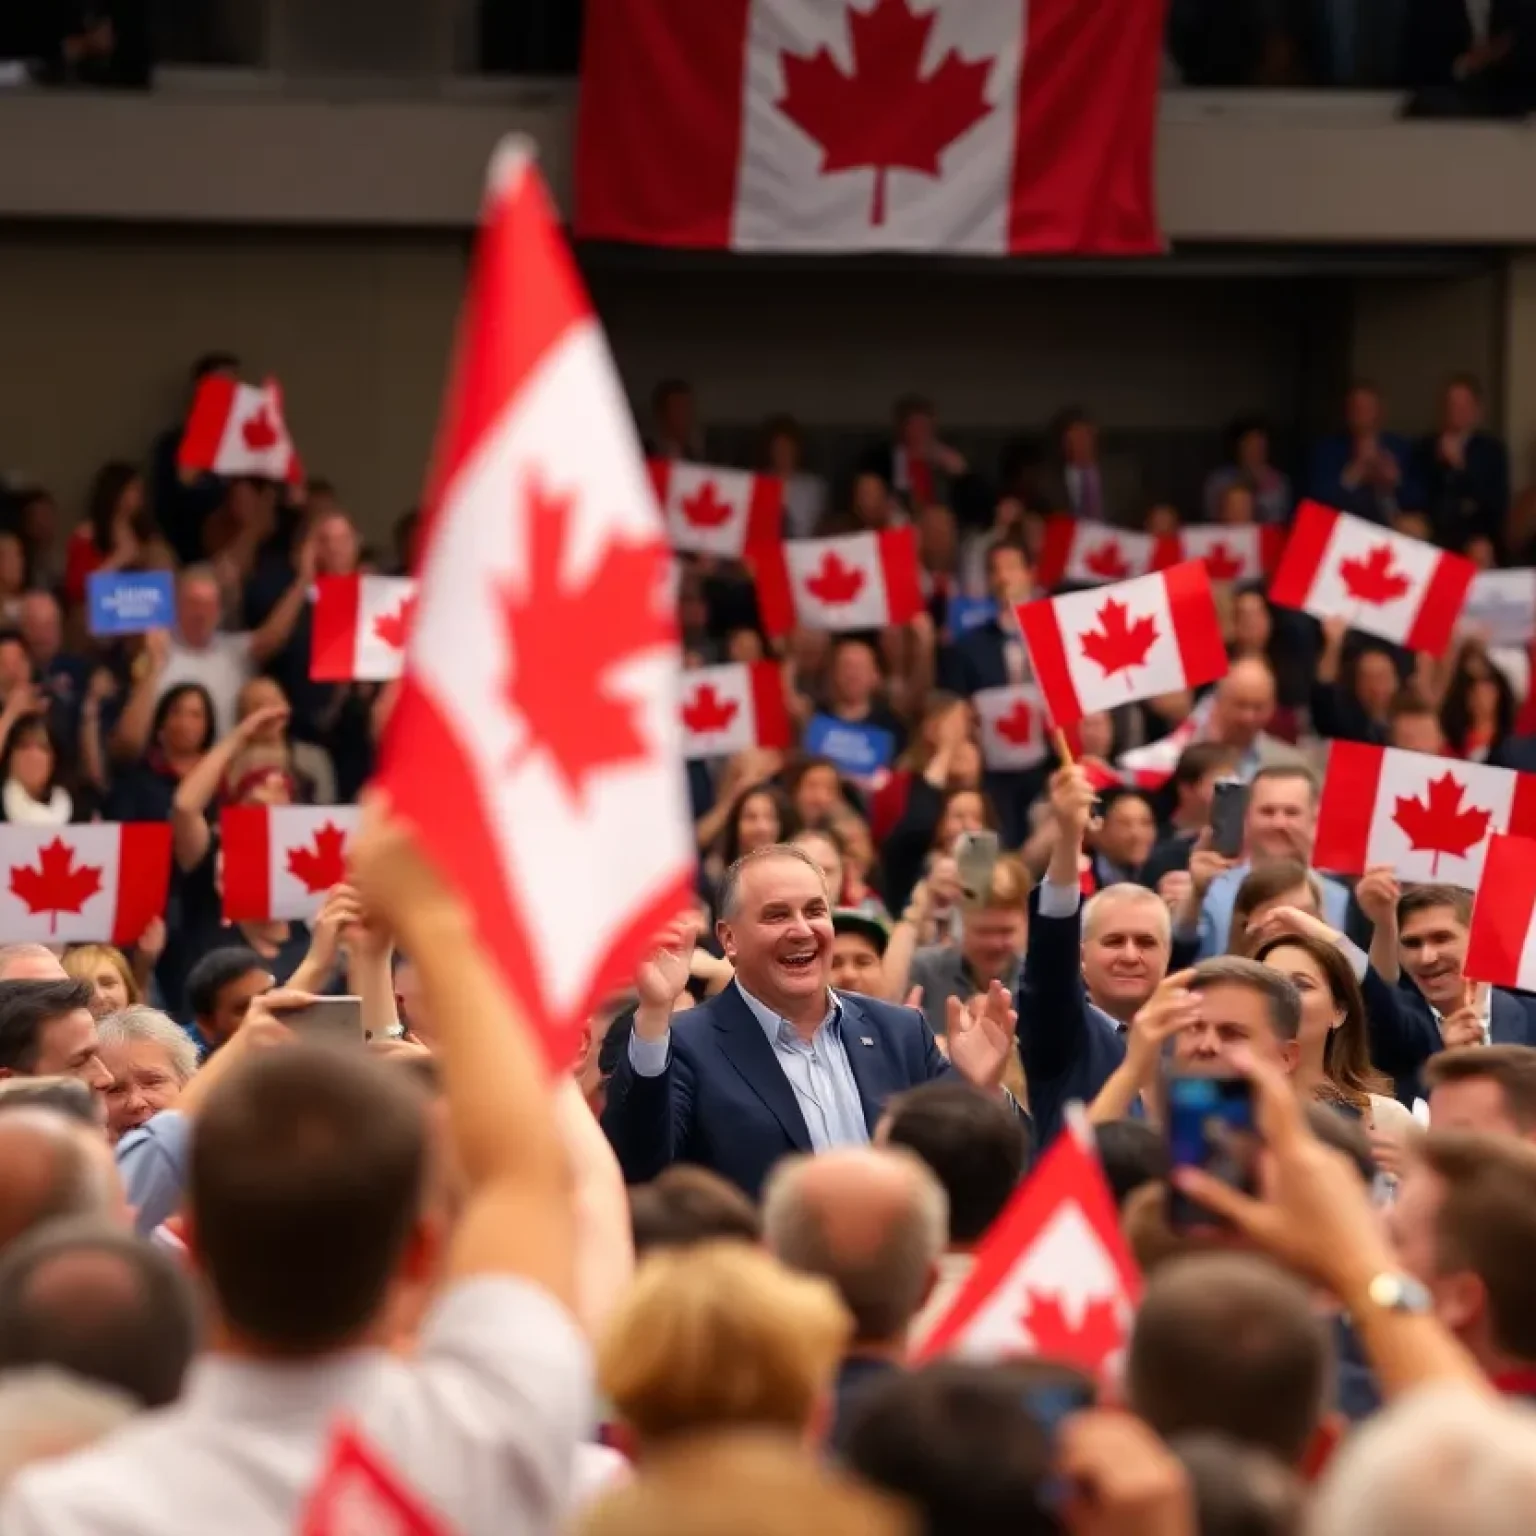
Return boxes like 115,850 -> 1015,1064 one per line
604,843 -> 1020,1198
1311,1386 -> 1536,1536
1020,764 -> 1177,1148
96,1007 -> 198,1144
0,1369 -> 135,1490
763,1146 -> 947,1449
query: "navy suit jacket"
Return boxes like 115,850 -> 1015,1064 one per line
941,619 -> 1014,697
601,984 -> 953,1198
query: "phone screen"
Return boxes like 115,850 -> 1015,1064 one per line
1022,1379 -> 1096,1442
1165,1073 -> 1258,1230
1207,778 -> 1249,859
282,995 -> 365,1045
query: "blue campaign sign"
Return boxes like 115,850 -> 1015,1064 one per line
947,595 -> 997,634
87,571 -> 174,637
805,713 -> 896,780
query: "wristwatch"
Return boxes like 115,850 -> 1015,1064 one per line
1361,1271 -> 1433,1316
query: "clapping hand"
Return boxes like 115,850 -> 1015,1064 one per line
946,979 -> 1018,1090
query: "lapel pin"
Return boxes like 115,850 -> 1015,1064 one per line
860,1036 -> 874,1047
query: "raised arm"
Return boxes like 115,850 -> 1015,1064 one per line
108,631 -> 170,764
246,534 -> 316,666
169,704 -> 289,871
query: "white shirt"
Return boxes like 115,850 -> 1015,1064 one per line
156,632 -> 255,737
0,1276 -> 593,1536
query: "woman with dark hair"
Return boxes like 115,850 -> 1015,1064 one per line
1440,640 -> 1516,762
1311,616 -> 1404,745
62,461 -> 151,611
714,782 -> 798,876
103,680 -> 217,824
881,782 -> 998,915
1203,415 -> 1291,525
0,710 -> 77,826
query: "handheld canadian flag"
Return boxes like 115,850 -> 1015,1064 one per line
311,575 -> 418,682
575,0 -> 1166,256
1466,834 -> 1536,990
177,376 -> 304,486
973,684 -> 1050,772
1016,560 -> 1227,730
1464,568 -> 1536,648
299,1421 -> 448,1536
374,142 -> 695,1071
650,459 -> 783,559
1111,697 -> 1216,791
221,805 -> 361,923
0,824 -> 170,945
1157,524 -> 1286,585
1269,501 -> 1475,653
913,1117 -> 1141,1371
1035,518 -> 1160,591
680,662 -> 793,759
1314,740 -> 1536,887
751,527 -> 924,637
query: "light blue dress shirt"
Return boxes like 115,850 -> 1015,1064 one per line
1193,863 -> 1352,960
627,982 -> 871,1151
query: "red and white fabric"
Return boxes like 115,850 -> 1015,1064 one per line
1467,834 -> 1536,992
752,526 -> 924,637
1314,741 -> 1536,888
374,144 -> 695,1071
1015,560 -> 1227,730
0,824 -> 170,945
310,575 -> 418,682
176,376 -> 304,486
221,805 -> 362,923
1464,568 -> 1536,648
680,662 -> 793,758
574,0 -> 1165,257
300,1422 -> 447,1536
1035,517 -> 1159,590
913,1118 -> 1141,1370
1113,697 -> 1215,791
1157,524 -> 1285,585
973,684 -> 1049,771
1269,501 -> 1475,653
649,459 -> 783,559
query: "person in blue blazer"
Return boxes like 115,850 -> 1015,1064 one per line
602,843 -> 1020,1199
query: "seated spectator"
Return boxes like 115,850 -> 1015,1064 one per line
1038,407 -> 1138,523
1424,1044 -> 1536,1138
878,1081 -> 1027,1341
1128,1252 -> 1332,1468
597,1241 -> 849,1459
1312,621 -> 1403,745
0,1218 -> 197,1407
627,1166 -> 763,1256
865,393 -> 968,517
0,1370 -> 134,1491
1204,414 -> 1291,525
759,414 -> 826,539
1440,639 -> 1515,761
762,1146 -> 947,1448
1308,381 -> 1421,525
94,1007 -> 198,1144
183,948 -> 274,1052
1419,374 -> 1511,550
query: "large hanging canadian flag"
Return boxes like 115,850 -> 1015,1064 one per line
177,376 -> 304,486
574,0 -> 1167,256
1035,518 -> 1160,591
1016,561 -> 1227,729
222,805 -> 362,923
913,1118 -> 1141,1371
311,575 -> 418,682
752,527 -> 924,637
680,662 -> 793,759
375,143 -> 695,1070
650,460 -> 783,559
1314,741 -> 1536,888
1269,501 -> 1475,653
0,824 -> 170,945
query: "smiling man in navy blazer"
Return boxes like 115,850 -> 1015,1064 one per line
602,843 -> 1019,1199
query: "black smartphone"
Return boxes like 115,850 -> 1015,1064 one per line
1208,778 -> 1249,859
1165,1072 -> 1259,1230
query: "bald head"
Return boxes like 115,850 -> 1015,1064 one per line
0,946 -> 67,983
1213,658 -> 1277,750
762,1147 -> 947,1345
0,1111 -> 124,1256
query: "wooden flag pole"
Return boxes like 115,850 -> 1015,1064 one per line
1054,728 -> 1074,766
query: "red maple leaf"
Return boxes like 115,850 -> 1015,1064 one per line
804,551 -> 866,606
502,476 -> 673,802
1020,1289 -> 1125,1369
1083,541 -> 1131,581
1079,598 -> 1158,682
682,684 -> 740,736
9,838 -> 102,934
776,0 -> 994,226
1392,773 -> 1493,877
994,699 -> 1034,746
372,593 -> 417,650
679,481 -> 733,529
1339,544 -> 1412,605
287,822 -> 350,895
242,407 -> 278,452
1202,542 -> 1244,582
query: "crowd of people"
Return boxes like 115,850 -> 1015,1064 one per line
1,352 -> 1536,1533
